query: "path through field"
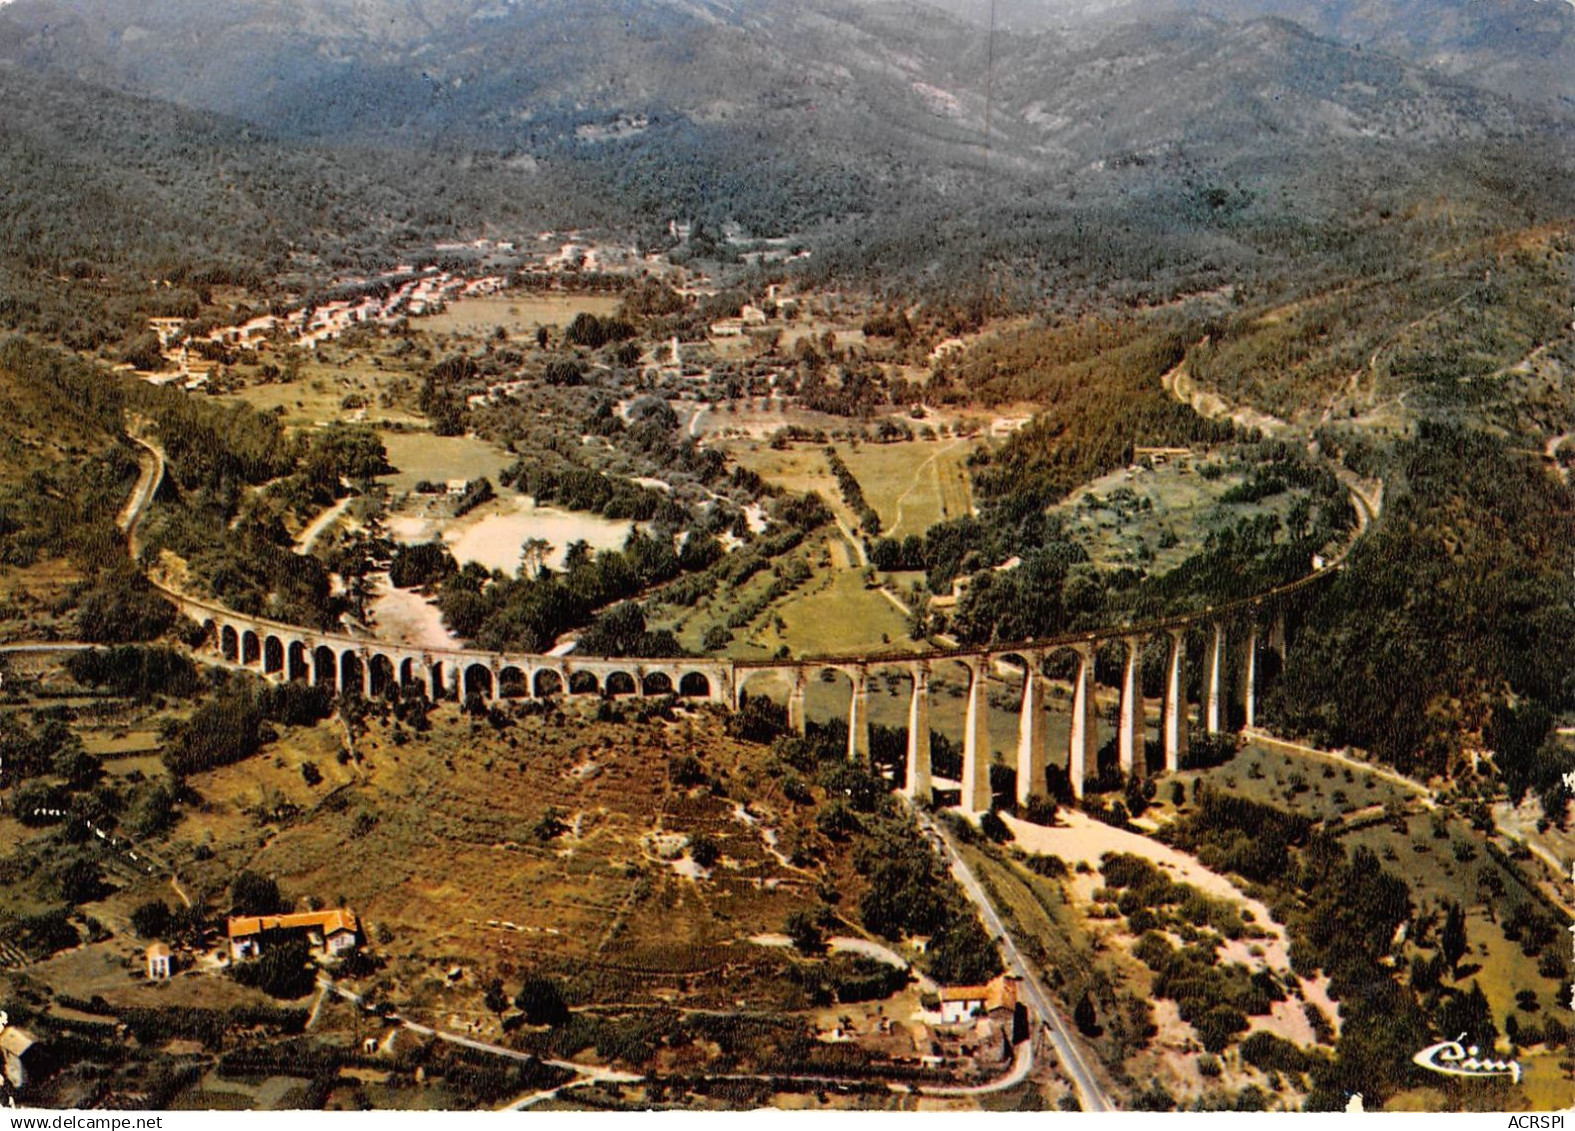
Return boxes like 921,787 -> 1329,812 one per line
889,438 -> 968,538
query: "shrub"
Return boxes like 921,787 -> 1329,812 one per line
784,910 -> 826,955
1023,795 -> 1059,826
163,686 -> 265,775
979,810 -> 1013,843
689,833 -> 721,869
515,976 -> 571,1026
230,870 -> 288,916
926,914 -> 1002,985
389,541 -> 457,588
1240,1031 -> 1313,1075
130,900 -> 173,940
1024,853 -> 1068,878
74,571 -> 177,643
1194,1005 -> 1250,1053
66,645 -> 200,700
231,938 -> 316,1000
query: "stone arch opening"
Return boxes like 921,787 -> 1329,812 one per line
880,664 -> 921,793
340,651 -> 365,697
534,669 -> 565,698
288,641 -> 310,682
263,635 -> 285,676
803,665 -> 863,761
398,657 -> 427,698
1136,628 -> 1196,775
641,671 -> 675,697
313,645 -> 337,690
220,625 -> 239,662
200,620 -> 217,649
992,651 -> 1041,804
429,663 -> 449,700
568,670 -> 600,696
464,663 -> 494,701
499,666 -> 528,699
928,657 -> 990,805
734,668 -> 796,736
679,671 -> 712,699
368,654 -> 396,698
241,630 -> 261,667
735,668 -> 791,705
605,671 -> 637,697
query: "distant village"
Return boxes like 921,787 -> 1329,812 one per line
126,225 -> 827,392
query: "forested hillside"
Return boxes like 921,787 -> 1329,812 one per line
0,63 -> 587,348
2,0 -> 1570,307
1266,424 -> 1575,808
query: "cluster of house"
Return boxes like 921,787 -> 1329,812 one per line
227,909 -> 360,960
139,908 -> 360,983
709,284 -> 799,338
920,976 -> 1026,1071
823,976 -> 1025,1075
934,975 -> 1020,1026
139,269 -> 516,382
204,272 -> 509,355
1133,445 -> 1195,468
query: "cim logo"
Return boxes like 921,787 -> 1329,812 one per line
1412,1035 -> 1521,1083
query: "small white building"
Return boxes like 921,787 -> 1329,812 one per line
146,942 -> 173,981
936,975 -> 1019,1026
0,1024 -> 40,1090
938,986 -> 990,1025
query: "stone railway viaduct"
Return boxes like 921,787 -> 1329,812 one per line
166,553 -> 1336,814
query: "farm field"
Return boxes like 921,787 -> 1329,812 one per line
1180,740 -> 1421,823
379,432 -> 515,493
650,530 -> 910,660
723,444 -> 849,505
416,292 -> 623,336
0,561 -> 86,643
222,362 -> 421,432
832,438 -> 975,538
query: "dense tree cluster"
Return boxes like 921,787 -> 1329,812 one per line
1264,424 -> 1575,787
563,312 -> 637,349
389,540 -> 458,589
501,462 -> 670,522
65,645 -> 200,701
825,448 -> 881,536
162,677 -> 333,776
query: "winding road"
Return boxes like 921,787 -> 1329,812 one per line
294,494 -> 355,556
119,421 -> 165,555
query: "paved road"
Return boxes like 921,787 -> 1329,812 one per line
121,426 -> 166,554
910,803 -> 1115,1112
